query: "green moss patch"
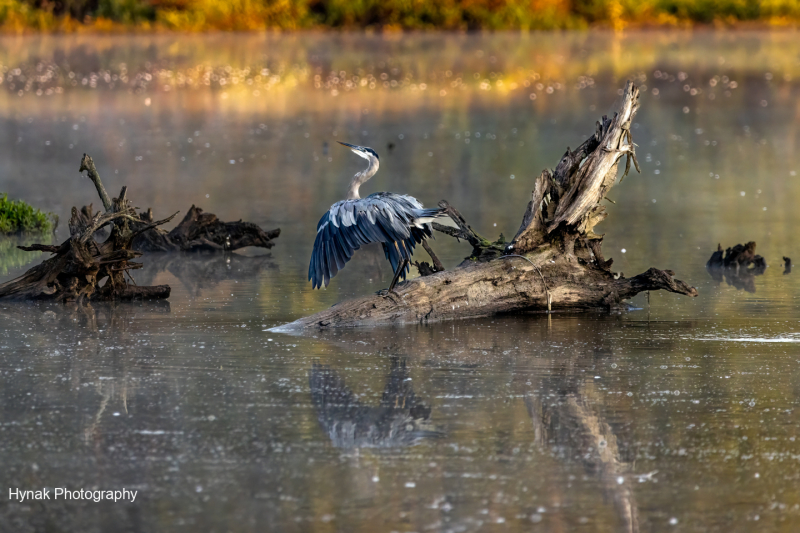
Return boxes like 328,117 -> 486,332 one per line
0,194 -> 56,235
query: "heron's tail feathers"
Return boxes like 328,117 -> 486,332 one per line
411,207 -> 457,229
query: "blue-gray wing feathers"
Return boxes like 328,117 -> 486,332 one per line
309,193 -> 442,289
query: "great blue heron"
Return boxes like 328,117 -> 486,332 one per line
309,141 -> 450,294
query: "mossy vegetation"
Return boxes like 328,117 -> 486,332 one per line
0,194 -> 55,235
3,0 -> 800,32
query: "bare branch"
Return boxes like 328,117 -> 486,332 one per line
548,82 -> 641,231
79,154 -> 112,212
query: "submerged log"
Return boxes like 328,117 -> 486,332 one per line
0,155 -> 173,303
131,205 -> 280,253
277,82 -> 697,330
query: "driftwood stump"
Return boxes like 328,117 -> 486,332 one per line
0,155 -> 174,302
131,205 -> 280,253
277,82 -> 697,330
706,242 -> 767,293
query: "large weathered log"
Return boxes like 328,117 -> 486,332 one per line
131,205 -> 280,253
0,155 -> 174,303
275,82 -> 697,330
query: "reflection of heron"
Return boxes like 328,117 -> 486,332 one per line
309,357 -> 440,448
309,142 -> 451,294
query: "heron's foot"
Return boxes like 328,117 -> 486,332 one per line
375,288 -> 400,303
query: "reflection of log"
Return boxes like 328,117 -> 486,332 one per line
293,314 -> 647,530
0,155 -> 173,303
309,357 -> 440,448
527,390 -> 639,533
277,82 -> 697,330
525,350 -> 641,533
135,252 -> 276,296
131,205 -> 280,253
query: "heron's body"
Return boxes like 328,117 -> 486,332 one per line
309,142 -> 448,291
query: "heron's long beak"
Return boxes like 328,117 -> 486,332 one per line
338,141 -> 363,151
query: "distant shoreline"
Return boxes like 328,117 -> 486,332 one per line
2,0 -> 800,34
1,23 -> 799,35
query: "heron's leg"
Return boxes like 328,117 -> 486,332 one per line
387,258 -> 409,292
378,259 -> 409,297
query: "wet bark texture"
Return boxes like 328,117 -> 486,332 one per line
0,155 -> 174,303
278,82 -> 697,330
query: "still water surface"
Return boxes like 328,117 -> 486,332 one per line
1,31 -> 800,532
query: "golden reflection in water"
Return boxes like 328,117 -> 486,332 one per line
0,31 -> 800,113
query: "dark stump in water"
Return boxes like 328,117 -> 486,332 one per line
706,242 -> 768,293
1,154 -> 281,303
276,82 -> 698,330
0,155 -> 174,303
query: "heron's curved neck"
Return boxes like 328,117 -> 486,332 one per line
346,157 -> 379,200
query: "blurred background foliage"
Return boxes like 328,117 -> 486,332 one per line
0,193 -> 55,235
2,0 -> 800,31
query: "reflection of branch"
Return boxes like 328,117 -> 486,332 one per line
526,387 -> 639,533
85,382 -> 111,445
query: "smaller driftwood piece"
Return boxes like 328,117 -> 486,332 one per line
131,205 -> 280,253
78,203 -> 280,253
706,241 -> 767,293
0,155 -> 174,302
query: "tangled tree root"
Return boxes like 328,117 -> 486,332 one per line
0,155 -> 173,302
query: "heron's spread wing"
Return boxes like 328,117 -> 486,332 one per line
309,361 -> 439,448
309,194 -> 434,289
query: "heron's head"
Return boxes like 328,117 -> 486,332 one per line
338,141 -> 379,163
